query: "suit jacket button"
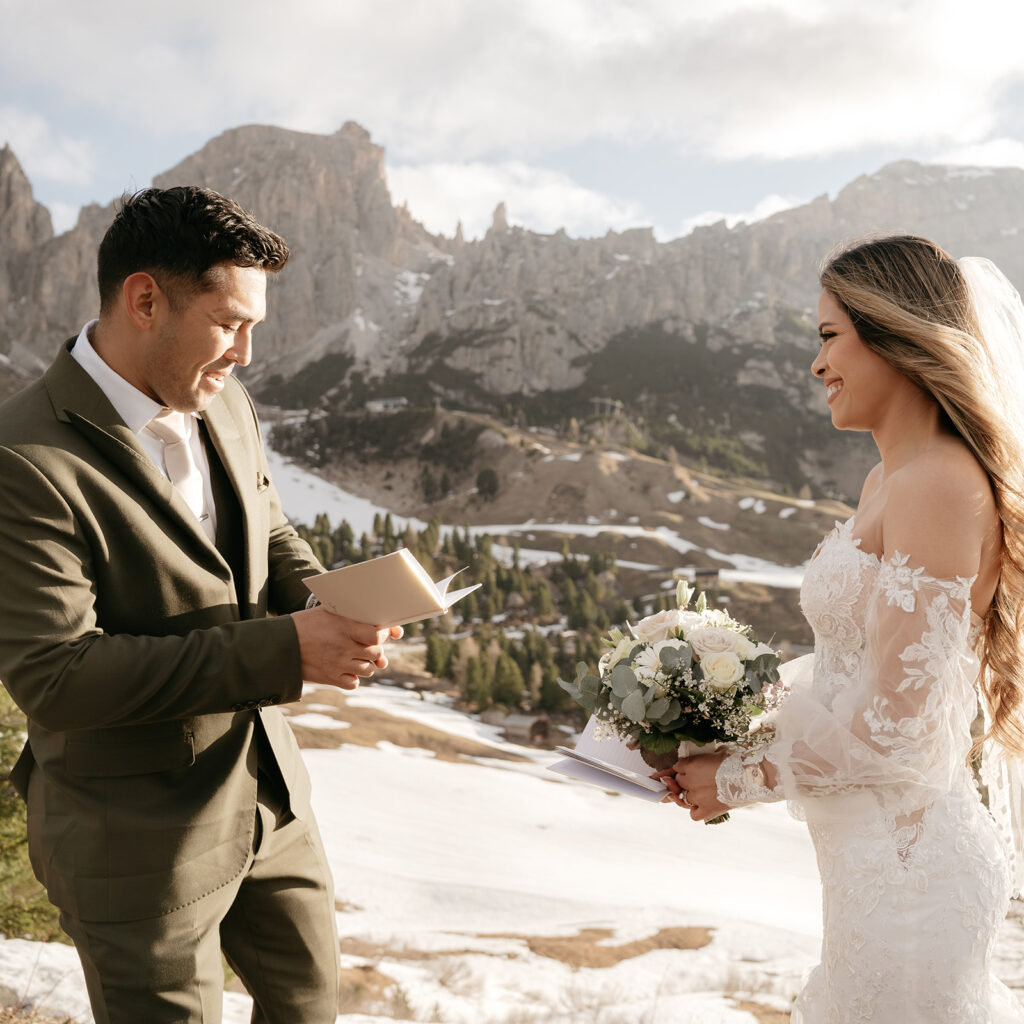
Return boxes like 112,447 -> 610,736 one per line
269,694 -> 281,705
231,702 -> 245,712
245,700 -> 258,710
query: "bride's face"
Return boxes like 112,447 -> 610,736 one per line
811,290 -> 909,431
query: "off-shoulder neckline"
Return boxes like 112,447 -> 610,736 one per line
829,515 -> 981,621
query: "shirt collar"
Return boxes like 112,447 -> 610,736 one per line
69,320 -> 196,436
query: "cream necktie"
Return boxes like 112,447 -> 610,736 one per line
145,410 -> 214,540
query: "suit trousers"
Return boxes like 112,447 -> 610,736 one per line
59,783 -> 340,1024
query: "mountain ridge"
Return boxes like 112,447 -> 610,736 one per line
2,125 -> 1022,499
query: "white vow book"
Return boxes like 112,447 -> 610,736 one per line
303,548 -> 481,628
547,715 -> 668,802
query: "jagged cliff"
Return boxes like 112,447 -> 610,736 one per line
2,124 -> 1023,498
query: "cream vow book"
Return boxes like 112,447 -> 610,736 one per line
303,548 -> 481,628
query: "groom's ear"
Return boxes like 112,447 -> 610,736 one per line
123,272 -> 165,331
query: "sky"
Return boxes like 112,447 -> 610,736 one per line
4,0 -> 1024,241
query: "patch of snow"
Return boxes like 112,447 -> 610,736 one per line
286,713 -> 351,730
778,507 -> 798,520
738,497 -> 767,514
698,516 -> 731,531
667,490 -> 686,504
560,453 -> 582,462
393,269 -> 428,305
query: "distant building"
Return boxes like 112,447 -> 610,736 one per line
364,396 -> 409,413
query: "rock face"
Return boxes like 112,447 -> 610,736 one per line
2,125 -> 1024,498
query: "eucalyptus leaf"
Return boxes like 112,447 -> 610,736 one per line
610,663 -> 638,698
621,689 -> 647,723
658,698 -> 682,725
556,676 -> 580,699
658,646 -> 682,671
647,697 -> 670,719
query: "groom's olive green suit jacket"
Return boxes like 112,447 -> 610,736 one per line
0,341 -> 322,923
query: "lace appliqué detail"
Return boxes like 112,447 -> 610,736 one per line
715,749 -> 783,807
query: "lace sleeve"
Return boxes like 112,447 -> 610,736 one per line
716,748 -> 784,806
768,555 -> 977,820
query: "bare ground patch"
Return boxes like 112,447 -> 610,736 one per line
481,925 -> 713,968
284,687 -> 527,764
339,925 -> 712,970
733,999 -> 791,1022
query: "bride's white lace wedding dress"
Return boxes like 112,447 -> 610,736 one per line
717,516 -> 1024,1022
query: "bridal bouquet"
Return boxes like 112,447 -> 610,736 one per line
559,582 -> 783,814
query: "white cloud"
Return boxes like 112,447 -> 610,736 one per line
676,193 -> 806,239
0,106 -> 95,186
5,0 -> 1024,171
938,138 -> 1024,170
46,201 -> 80,235
387,160 -> 647,239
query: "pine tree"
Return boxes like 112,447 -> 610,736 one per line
464,657 -> 491,708
492,653 -> 525,709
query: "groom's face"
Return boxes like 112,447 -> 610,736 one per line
144,263 -> 267,413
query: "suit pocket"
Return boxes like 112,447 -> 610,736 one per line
65,727 -> 196,777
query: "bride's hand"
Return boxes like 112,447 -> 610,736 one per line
653,752 -> 730,822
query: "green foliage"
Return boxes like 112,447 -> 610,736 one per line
475,467 -> 499,501
492,653 -> 525,709
0,689 -> 62,940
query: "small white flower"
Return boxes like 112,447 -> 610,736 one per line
633,639 -> 685,676
701,651 -> 746,688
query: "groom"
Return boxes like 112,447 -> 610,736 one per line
0,186 -> 397,1023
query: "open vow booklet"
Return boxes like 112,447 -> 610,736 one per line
303,548 -> 482,628
547,715 -> 668,802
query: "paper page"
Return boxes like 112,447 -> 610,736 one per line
572,715 -> 657,778
442,582 -> 483,609
304,548 -> 484,627
436,567 -> 467,596
303,549 -> 444,626
552,746 -> 664,791
547,758 -> 666,802
399,548 -> 444,598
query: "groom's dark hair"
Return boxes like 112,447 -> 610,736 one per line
97,186 -> 289,312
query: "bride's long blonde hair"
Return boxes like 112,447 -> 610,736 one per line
820,234 -> 1024,756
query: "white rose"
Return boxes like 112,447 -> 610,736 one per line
687,626 -> 755,660
675,610 -> 707,635
751,641 -> 776,659
631,609 -> 684,643
701,651 -> 745,689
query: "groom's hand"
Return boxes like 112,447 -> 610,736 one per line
292,607 -> 403,689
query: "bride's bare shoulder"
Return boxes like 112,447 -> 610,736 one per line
882,441 -> 996,577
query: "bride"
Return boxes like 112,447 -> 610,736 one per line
661,235 -> 1024,1022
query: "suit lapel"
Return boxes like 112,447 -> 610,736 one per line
200,387 -> 258,601
44,343 -> 229,569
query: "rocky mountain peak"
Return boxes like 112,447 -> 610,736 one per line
0,145 -> 52,251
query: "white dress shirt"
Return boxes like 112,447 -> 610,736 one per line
70,320 -> 218,535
